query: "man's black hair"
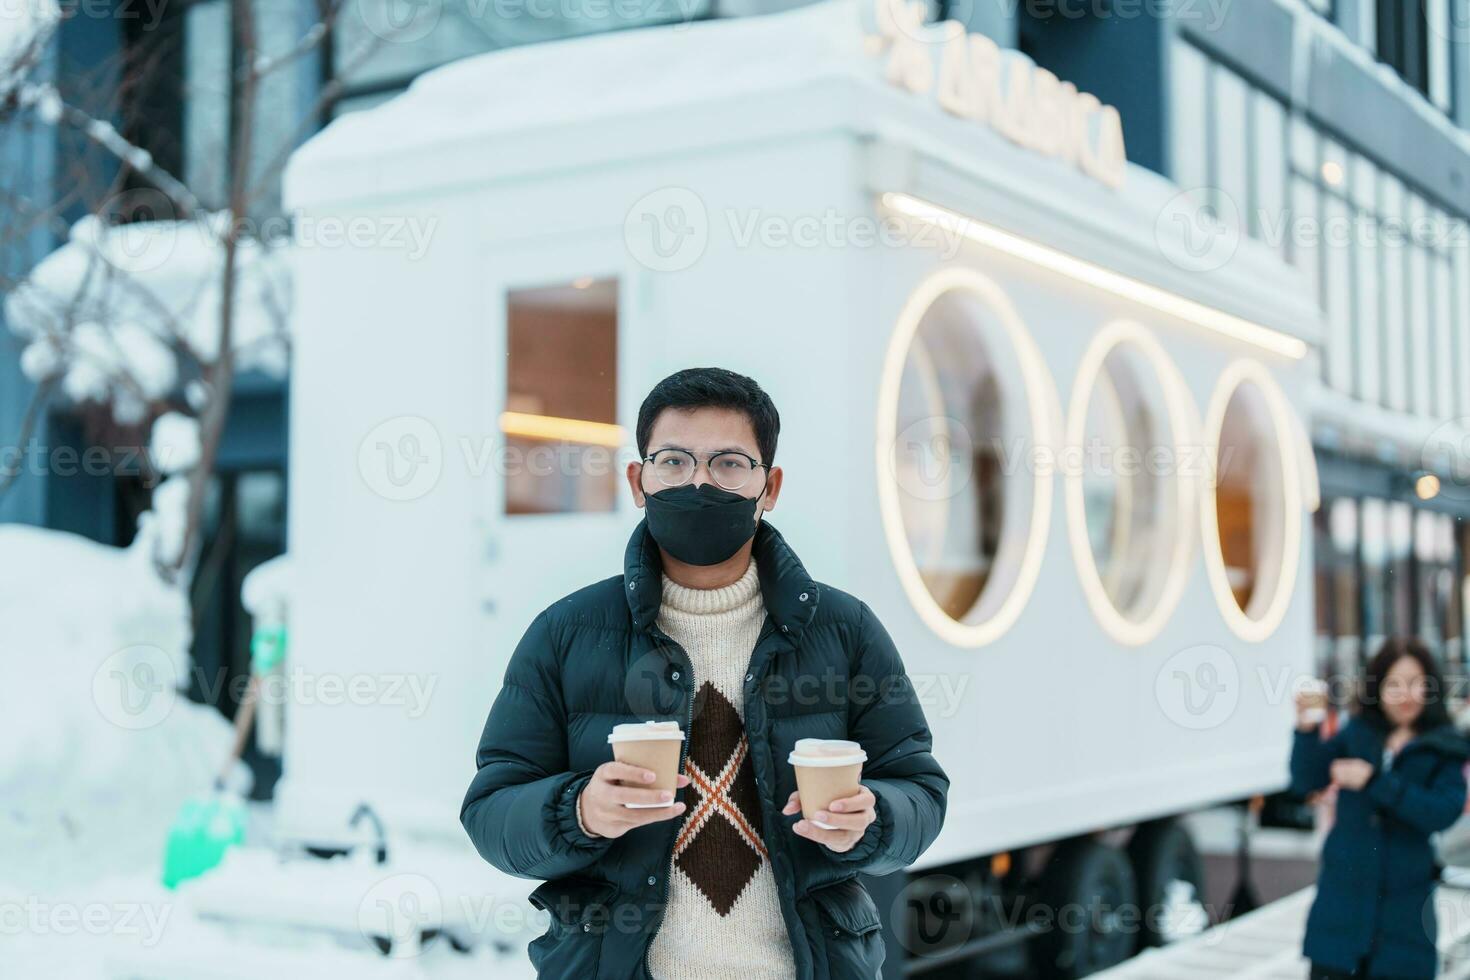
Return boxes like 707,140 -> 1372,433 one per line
1355,635 -> 1454,734
636,367 -> 781,466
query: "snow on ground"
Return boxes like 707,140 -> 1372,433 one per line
0,523 -> 240,891
4,864 -> 539,980
0,524 -> 539,977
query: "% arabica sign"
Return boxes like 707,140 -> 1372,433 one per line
864,0 -> 1128,189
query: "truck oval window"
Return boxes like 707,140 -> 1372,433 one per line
876,268 -> 1056,648
1201,360 -> 1302,642
1065,322 -> 1194,645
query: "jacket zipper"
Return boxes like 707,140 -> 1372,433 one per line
743,623 -> 812,979
639,617 -> 777,979
640,622 -> 698,979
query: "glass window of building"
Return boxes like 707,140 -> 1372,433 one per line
1360,497 -> 1390,651
1378,174 -> 1410,412
183,0 -> 231,210
503,278 -> 619,515
1315,497 -> 1362,680
1415,510 -> 1464,694
1386,500 -> 1415,633
1350,182 -> 1383,405
1432,246 -> 1455,420
332,0 -> 713,111
1376,0 -> 1432,98
1456,245 -> 1470,419
1454,520 -> 1470,687
1317,497 -> 1465,703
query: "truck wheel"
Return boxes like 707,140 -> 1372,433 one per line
1126,818 -> 1207,948
1032,838 -> 1138,979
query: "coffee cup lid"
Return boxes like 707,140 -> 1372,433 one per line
787,738 -> 866,767
608,720 -> 685,744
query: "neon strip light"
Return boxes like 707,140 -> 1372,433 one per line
881,192 -> 1310,361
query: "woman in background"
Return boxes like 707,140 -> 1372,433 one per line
1291,636 -> 1469,980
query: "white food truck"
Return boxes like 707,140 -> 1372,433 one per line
278,0 -> 1321,973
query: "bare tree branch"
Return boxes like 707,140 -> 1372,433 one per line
170,0 -> 263,576
0,375 -> 55,495
243,5 -> 387,203
15,85 -> 201,218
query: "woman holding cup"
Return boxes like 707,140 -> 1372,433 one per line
1290,636 -> 1469,980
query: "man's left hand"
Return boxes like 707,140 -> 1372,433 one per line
782,785 -> 877,853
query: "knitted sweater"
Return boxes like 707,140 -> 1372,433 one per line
645,557 -> 798,980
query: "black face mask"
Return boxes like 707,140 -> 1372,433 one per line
643,482 -> 763,566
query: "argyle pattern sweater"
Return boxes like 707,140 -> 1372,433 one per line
645,557 -> 797,980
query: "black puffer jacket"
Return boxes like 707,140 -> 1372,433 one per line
461,518 -> 949,979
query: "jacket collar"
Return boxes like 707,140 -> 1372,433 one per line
623,517 -> 821,641
1405,723 -> 1470,761
1360,719 -> 1470,761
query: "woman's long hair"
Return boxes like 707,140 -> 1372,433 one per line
1355,635 -> 1453,734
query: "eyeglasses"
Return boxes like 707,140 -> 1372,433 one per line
642,448 -> 770,491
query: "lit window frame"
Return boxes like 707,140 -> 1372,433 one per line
1199,358 -> 1305,642
1064,320 -> 1198,646
875,266 -> 1059,648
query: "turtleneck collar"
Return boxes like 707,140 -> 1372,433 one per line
623,518 -> 821,642
660,556 -> 761,617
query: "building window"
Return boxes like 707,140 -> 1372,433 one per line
1360,497 -> 1391,648
1315,493 -> 1468,710
1376,0 -> 1431,99
119,0 -> 188,201
1387,500 -> 1416,631
329,0 -> 713,118
1315,497 -> 1362,680
502,278 -> 620,515
183,0 -> 232,210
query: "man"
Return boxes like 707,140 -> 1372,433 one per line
461,367 -> 949,979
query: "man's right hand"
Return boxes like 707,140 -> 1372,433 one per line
578,762 -> 690,839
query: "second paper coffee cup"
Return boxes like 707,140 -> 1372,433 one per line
607,721 -> 685,807
788,738 -> 867,829
1295,677 -> 1329,724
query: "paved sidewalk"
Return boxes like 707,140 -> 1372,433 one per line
1094,877 -> 1470,980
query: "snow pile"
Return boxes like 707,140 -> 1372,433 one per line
0,0 -> 59,97
0,524 -> 241,891
3,214 -> 291,424
149,411 -> 202,474
2,864 -> 539,980
241,553 -> 293,619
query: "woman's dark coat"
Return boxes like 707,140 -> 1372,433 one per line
1290,715 -> 1469,978
461,518 -> 950,979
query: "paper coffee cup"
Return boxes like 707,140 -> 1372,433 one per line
1294,677 -> 1329,725
788,738 -> 866,830
608,721 -> 684,808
